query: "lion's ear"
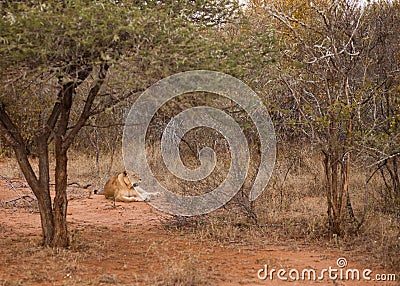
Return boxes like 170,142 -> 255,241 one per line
123,170 -> 127,176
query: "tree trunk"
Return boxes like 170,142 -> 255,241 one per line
324,150 -> 341,235
52,145 -> 69,247
8,126 -> 69,248
37,137 -> 55,246
13,144 -> 56,246
51,83 -> 73,248
36,190 -> 55,246
323,148 -> 352,236
1,66 -> 107,248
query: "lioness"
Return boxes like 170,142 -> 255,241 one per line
96,171 -> 156,202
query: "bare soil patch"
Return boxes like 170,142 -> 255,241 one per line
0,176 -> 397,286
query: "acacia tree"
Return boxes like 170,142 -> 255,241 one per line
0,0 -> 241,247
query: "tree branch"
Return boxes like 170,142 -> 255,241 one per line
0,104 -> 41,192
89,88 -> 143,118
0,103 -> 25,148
63,62 -> 110,151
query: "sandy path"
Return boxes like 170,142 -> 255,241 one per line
0,180 -> 397,285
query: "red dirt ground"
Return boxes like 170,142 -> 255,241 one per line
0,176 -> 397,286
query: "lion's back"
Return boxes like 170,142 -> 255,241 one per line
103,175 -> 119,198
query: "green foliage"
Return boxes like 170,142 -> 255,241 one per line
1,0 -> 275,156
0,0 -> 242,74
1,1 -> 133,70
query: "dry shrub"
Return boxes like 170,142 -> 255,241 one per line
158,143 -> 399,272
345,213 -> 400,272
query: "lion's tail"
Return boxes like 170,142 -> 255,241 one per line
94,189 -> 104,195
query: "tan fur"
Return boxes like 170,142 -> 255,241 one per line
103,171 -> 145,202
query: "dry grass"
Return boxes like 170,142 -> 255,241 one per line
0,219 -> 218,286
1,141 -> 399,284
153,144 -> 400,273
144,256 -> 213,286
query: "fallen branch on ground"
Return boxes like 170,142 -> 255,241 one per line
0,175 -> 36,206
0,195 -> 36,207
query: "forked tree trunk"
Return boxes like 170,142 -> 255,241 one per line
10,145 -> 56,246
12,145 -> 69,247
1,65 -> 108,248
323,78 -> 356,236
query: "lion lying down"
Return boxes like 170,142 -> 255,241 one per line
95,171 -> 159,202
